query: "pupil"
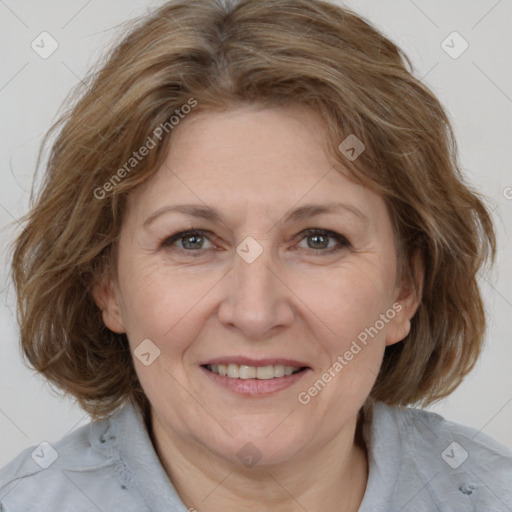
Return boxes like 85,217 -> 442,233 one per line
309,234 -> 327,249
184,234 -> 202,249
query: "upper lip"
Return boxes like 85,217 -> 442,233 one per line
201,357 -> 309,368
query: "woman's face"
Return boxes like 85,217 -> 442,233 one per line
97,104 -> 417,466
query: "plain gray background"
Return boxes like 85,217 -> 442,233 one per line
0,0 -> 511,467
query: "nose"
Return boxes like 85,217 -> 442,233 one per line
217,241 -> 296,340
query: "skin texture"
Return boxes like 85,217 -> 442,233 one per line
94,104 -> 420,511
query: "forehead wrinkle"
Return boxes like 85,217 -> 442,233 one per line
142,201 -> 369,230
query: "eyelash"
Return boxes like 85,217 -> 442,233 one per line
160,228 -> 350,257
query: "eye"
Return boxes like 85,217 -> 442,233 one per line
296,229 -> 350,254
161,230 -> 215,254
160,228 -> 350,256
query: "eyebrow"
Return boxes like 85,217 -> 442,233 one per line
143,201 -> 368,228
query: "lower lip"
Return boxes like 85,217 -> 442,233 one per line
200,366 -> 309,396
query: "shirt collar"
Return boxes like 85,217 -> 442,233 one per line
358,401 -> 402,510
108,402 -> 187,511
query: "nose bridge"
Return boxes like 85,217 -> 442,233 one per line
236,238 -> 275,294
234,235 -> 279,308
218,235 -> 294,337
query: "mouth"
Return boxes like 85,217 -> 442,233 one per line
200,359 -> 310,396
203,363 -> 307,380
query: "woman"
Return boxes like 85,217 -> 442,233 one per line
1,0 -> 511,510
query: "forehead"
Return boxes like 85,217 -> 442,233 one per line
126,104 -> 383,221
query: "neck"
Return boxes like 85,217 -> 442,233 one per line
149,410 -> 369,512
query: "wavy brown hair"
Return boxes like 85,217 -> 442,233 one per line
11,0 -> 495,420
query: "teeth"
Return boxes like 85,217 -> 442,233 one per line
256,366 -> 274,379
207,364 -> 302,379
239,365 -> 257,379
274,365 -> 285,377
227,364 -> 239,378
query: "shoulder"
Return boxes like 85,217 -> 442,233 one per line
0,407 -> 146,512
369,402 -> 512,511
388,402 -> 512,467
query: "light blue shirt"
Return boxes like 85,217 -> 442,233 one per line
1,401 -> 511,511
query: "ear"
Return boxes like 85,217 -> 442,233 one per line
92,273 -> 126,334
385,250 -> 423,347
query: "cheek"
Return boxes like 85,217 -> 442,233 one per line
116,257 -> 215,351
292,272 -> 392,428
307,263 -> 395,346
